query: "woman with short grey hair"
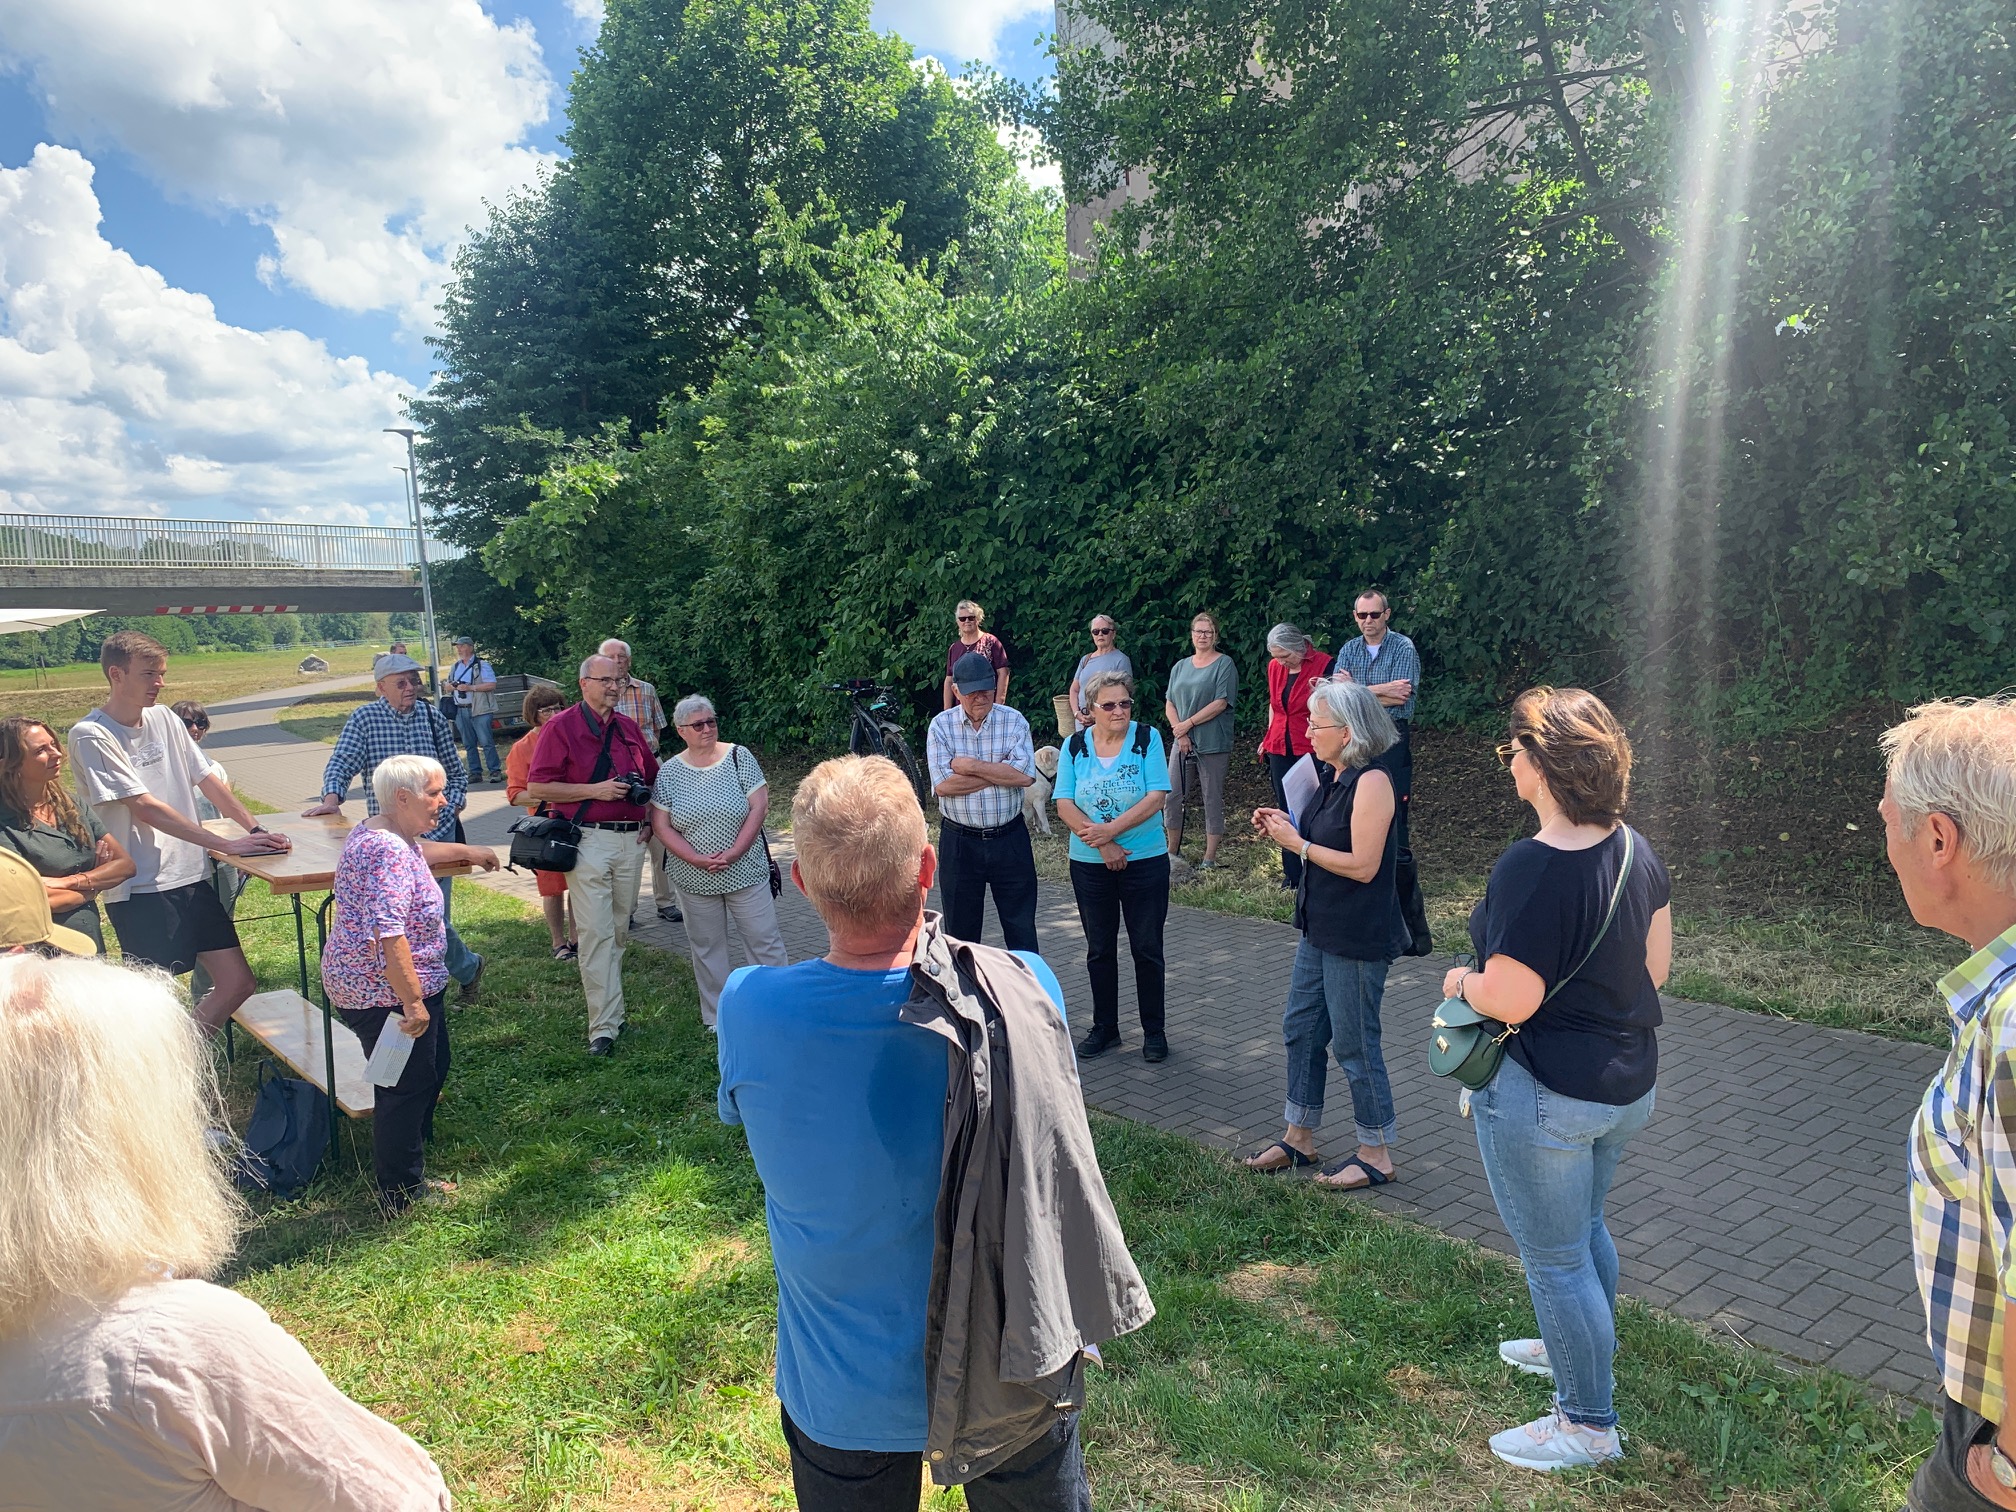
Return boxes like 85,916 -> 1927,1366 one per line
1245,677 -> 1409,1189
650,695 -> 788,1031
1259,621 -> 1333,889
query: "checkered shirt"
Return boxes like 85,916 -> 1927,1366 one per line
927,703 -> 1035,830
320,698 -> 468,842
1909,924 -> 2016,1421
1332,631 -> 1421,722
616,677 -> 666,748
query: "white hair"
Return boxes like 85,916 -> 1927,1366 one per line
371,753 -> 445,815
1309,679 -> 1398,770
674,694 -> 716,726
1267,622 -> 1313,656
1082,669 -> 1135,709
1883,697 -> 2016,892
598,638 -> 631,658
0,956 -> 244,1335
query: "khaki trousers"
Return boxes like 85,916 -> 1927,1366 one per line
645,834 -> 672,912
676,880 -> 789,1026
570,826 -> 648,1043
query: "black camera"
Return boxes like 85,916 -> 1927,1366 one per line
617,772 -> 653,806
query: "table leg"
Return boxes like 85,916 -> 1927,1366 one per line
312,895 -> 339,1157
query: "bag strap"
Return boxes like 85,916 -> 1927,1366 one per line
574,710 -> 621,823
1068,729 -> 1088,760
1542,826 -> 1636,1006
1131,720 -> 1152,760
730,745 -> 776,869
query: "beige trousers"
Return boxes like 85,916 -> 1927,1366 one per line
676,880 -> 790,1026
569,826 -> 648,1043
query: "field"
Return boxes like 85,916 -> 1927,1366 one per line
6,645 -> 382,736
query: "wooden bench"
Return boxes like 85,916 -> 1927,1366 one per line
233,990 -> 375,1119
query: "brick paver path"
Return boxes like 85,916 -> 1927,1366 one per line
211,684 -> 1940,1399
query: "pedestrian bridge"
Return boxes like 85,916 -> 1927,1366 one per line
0,514 -> 460,615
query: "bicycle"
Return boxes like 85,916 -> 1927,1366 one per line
828,680 -> 928,805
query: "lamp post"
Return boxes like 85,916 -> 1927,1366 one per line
384,427 -> 440,696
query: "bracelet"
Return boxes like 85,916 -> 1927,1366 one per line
1457,970 -> 1473,1002
1299,840 -> 1312,861
249,825 -> 267,835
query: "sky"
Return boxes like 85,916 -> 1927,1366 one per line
0,0 -> 1056,528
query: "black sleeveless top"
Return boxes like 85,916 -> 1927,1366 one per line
1293,762 -> 1407,962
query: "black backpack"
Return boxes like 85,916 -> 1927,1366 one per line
232,1063 -> 330,1199
1067,721 -> 1153,763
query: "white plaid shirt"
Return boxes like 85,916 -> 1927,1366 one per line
1910,923 -> 2016,1419
927,704 -> 1034,830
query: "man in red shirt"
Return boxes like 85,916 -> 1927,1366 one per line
526,654 -> 659,1055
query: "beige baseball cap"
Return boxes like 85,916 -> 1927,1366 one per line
0,848 -> 98,956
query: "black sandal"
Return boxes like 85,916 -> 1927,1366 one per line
1244,1139 -> 1319,1174
1315,1155 -> 1394,1190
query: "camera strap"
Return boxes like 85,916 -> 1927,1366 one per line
574,709 -> 622,822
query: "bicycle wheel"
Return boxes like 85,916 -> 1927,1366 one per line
880,728 -> 928,806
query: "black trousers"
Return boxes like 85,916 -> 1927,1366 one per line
1908,1395 -> 2003,1510
938,815 -> 1040,952
1386,720 -> 1413,854
781,1406 -> 1090,1512
338,988 -> 450,1205
1069,854 -> 1169,1037
1265,751 -> 1306,888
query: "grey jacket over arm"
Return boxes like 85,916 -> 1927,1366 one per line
900,917 -> 1155,1484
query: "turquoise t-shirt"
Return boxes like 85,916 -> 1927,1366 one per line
1053,723 -> 1172,863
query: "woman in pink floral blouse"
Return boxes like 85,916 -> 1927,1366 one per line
324,754 -> 496,1213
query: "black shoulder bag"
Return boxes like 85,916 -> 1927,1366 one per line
730,745 -> 785,898
507,713 -> 618,874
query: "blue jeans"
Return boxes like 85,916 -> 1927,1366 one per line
1472,1053 -> 1654,1429
438,876 -> 480,985
1281,940 -> 1395,1145
455,706 -> 501,778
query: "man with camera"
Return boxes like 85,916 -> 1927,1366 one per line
526,653 -> 660,1055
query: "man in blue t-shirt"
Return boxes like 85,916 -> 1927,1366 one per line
718,756 -> 1083,1511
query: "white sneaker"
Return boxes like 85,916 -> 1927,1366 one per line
1488,1410 -> 1623,1471
1499,1338 -> 1553,1377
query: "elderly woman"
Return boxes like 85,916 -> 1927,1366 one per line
1054,670 -> 1173,1061
323,754 -> 497,1213
1245,680 -> 1407,1187
506,683 -> 577,959
1446,688 -> 1671,1471
0,954 -> 450,1506
941,599 -> 1009,710
649,694 -> 788,1031
1068,614 -> 1132,728
1259,623 -> 1333,889
1164,611 -> 1239,868
0,716 -> 134,954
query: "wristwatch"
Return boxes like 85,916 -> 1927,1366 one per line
1991,1436 -> 2016,1489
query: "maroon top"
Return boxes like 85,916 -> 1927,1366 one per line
945,632 -> 1009,678
526,702 -> 660,823
1261,649 -> 1333,758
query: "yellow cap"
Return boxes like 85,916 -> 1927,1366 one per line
0,848 -> 98,956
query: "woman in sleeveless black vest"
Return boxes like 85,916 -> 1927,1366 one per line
1244,679 -> 1409,1188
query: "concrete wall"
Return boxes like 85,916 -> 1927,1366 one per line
0,569 -> 425,615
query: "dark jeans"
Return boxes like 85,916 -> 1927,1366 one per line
1909,1396 -> 2003,1510
781,1405 -> 1090,1512
1069,854 -> 1169,1037
1386,721 -> 1413,853
938,815 -> 1040,953
1265,751 -> 1306,888
338,988 -> 450,1206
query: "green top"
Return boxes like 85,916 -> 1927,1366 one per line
1165,653 -> 1240,755
0,799 -> 108,950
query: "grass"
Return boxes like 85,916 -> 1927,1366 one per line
11,645 -> 382,736
217,876 -> 1931,1510
277,688 -> 379,743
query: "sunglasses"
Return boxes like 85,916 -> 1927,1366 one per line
1495,739 -> 1529,767
1095,699 -> 1134,712
1091,627 -> 1115,635
181,720 -> 210,735
1355,609 -> 1388,620
682,718 -> 718,730
957,615 -> 978,623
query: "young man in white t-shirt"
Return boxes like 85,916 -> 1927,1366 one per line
67,632 -> 291,1032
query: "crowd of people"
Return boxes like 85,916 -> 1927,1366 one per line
11,606 -> 2016,1509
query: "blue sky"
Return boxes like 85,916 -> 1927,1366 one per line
0,0 -> 1055,524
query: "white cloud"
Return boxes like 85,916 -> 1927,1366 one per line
563,0 -> 606,24
997,124 -> 1062,194
872,0 -> 1049,65
0,0 -> 557,328
0,145 -> 417,524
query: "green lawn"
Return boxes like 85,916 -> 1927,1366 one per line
10,645 -> 382,736
218,878 -> 1929,1510
275,688 -> 378,743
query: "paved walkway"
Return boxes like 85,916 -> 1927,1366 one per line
208,683 -> 1941,1401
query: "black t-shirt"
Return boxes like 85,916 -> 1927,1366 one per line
1467,826 -> 1672,1106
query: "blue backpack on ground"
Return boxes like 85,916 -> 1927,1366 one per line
232,1063 -> 329,1198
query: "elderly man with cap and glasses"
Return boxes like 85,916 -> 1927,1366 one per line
447,635 -> 504,785
304,652 -> 486,1003
526,654 -> 661,1056
926,652 -> 1040,953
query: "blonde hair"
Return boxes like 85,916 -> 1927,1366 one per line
1882,697 -> 2016,892
956,600 -> 985,626
0,957 -> 243,1335
792,756 -> 927,934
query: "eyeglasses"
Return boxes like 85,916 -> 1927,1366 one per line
1495,739 -> 1530,767
1095,699 -> 1134,712
582,675 -> 629,688
180,721 -> 210,735
1091,627 -> 1115,636
1307,722 -> 1347,733
681,718 -> 718,730
1355,609 -> 1388,620
957,615 -> 978,623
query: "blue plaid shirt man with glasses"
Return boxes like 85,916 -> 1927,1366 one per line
1881,696 -> 2016,1511
926,652 -> 1039,953
1334,589 -> 1421,847
304,653 -> 485,998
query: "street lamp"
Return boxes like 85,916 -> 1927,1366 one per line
384,427 -> 440,696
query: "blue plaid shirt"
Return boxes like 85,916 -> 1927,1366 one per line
1333,631 -> 1421,722
927,704 -> 1035,829
320,698 -> 467,842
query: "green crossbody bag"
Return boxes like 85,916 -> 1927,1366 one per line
1428,827 -> 1636,1091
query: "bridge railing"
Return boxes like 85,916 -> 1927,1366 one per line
0,514 -> 460,572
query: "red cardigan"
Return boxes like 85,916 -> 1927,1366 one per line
1261,649 -> 1332,758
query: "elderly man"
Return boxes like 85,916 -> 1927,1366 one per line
1334,588 -> 1422,846
1885,697 -> 2016,1511
927,651 -> 1039,953
304,653 -> 484,1001
527,654 -> 659,1055
446,635 -> 503,785
717,754 -> 1150,1510
601,637 -> 680,925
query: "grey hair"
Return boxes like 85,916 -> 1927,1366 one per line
598,638 -> 631,658
371,753 -> 445,815
1082,669 -> 1135,709
1308,679 -> 1398,770
1267,622 -> 1313,656
673,694 -> 716,727
1883,696 -> 2016,892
